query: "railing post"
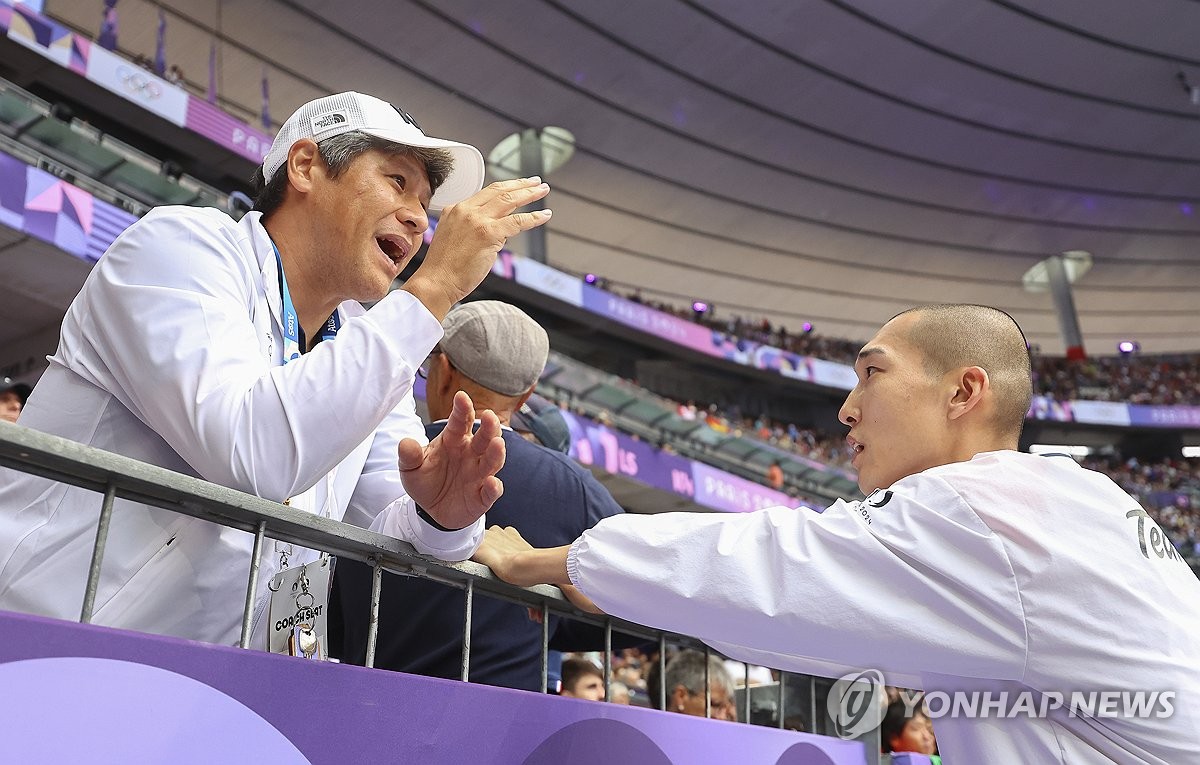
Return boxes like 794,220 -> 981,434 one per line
80,482 -> 117,624
603,619 -> 612,700
460,578 -> 474,682
743,662 -> 751,723
657,634 -> 667,710
364,557 -> 383,668
238,520 -> 267,649
777,671 -> 786,728
540,602 -> 550,693
704,644 -> 712,718
810,675 -> 818,735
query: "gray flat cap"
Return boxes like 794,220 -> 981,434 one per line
440,301 -> 549,397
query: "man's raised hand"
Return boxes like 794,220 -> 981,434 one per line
405,177 -> 552,320
397,390 -> 505,531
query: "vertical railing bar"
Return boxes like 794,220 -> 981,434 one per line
237,520 -> 267,649
810,675 -> 817,736
777,671 -> 786,729
743,662 -> 751,723
603,619 -> 613,701
704,644 -> 712,718
539,602 -> 549,694
460,578 -> 474,682
79,482 -> 117,624
658,634 -> 667,711
364,557 -> 383,668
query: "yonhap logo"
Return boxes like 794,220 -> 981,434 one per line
828,669 -> 886,738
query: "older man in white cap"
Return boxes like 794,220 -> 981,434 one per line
0,91 -> 551,647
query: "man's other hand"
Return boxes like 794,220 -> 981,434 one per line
397,390 -> 504,530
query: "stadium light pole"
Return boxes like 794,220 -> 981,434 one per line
487,126 -> 575,264
1022,250 -> 1092,360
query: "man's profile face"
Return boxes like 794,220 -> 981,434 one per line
308,148 -> 432,303
562,673 -> 605,701
675,684 -> 737,721
0,391 -> 21,424
840,314 -> 954,494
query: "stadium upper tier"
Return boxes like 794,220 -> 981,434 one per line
0,80 -> 230,214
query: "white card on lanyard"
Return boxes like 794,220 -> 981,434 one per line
268,555 -> 330,658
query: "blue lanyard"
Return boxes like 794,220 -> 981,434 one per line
272,242 -> 340,363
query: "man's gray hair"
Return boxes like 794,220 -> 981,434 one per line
651,649 -> 734,700
249,131 -> 453,216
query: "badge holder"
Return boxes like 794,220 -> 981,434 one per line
267,553 -> 331,660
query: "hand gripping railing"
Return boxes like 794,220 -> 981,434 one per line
0,419 -> 861,748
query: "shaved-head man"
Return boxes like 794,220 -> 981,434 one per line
475,305 -> 1200,763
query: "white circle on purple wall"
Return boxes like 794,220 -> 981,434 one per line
0,657 -> 311,764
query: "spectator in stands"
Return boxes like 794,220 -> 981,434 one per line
0,377 -> 31,424
881,696 -> 938,758
475,304 -> 1200,761
165,64 -> 184,85
560,657 -> 606,701
0,91 -> 552,648
766,460 -> 784,491
646,649 -> 737,722
510,392 -> 571,454
608,680 -> 631,705
335,301 -> 623,690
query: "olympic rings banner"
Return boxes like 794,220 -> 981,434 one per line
1,0 -> 273,163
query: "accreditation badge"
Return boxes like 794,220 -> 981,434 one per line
267,556 -> 331,660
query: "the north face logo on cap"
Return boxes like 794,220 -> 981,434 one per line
311,110 -> 348,133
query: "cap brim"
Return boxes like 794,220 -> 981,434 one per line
362,127 -> 485,212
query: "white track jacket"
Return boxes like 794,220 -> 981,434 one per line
569,451 -> 1200,763
0,207 -> 483,645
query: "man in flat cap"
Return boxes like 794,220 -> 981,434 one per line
335,300 -> 624,691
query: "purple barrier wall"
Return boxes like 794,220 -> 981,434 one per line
0,610 -> 866,765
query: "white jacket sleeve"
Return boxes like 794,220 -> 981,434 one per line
60,208 -> 441,503
567,472 -> 1029,682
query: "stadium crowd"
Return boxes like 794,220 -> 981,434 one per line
614,286 -> 1200,407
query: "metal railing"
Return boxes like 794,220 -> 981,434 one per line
0,419 -> 879,756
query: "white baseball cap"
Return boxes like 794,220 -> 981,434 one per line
261,92 -> 485,212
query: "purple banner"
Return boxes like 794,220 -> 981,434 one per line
581,285 -> 722,357
0,150 -> 136,263
563,410 -> 695,496
691,462 -> 803,514
1128,404 -> 1200,429
185,96 -> 272,163
561,410 -> 818,512
0,611 -> 864,764
1028,395 -> 1200,430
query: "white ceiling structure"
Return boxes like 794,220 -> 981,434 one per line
34,0 -> 1200,354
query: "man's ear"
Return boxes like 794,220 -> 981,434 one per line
434,354 -> 457,396
671,684 -> 690,711
948,366 -> 989,421
284,139 -> 321,195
